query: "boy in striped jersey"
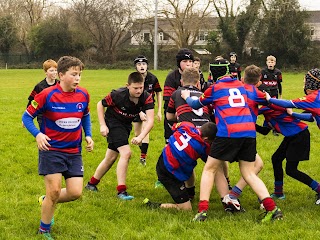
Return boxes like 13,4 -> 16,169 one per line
22,56 -> 94,238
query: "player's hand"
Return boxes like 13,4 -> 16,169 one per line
85,136 -> 94,152
286,108 -> 293,116
131,136 -> 142,145
181,89 -> 190,100
22,121 -> 25,128
100,124 -> 109,137
139,111 -> 147,121
265,92 -> 271,101
157,111 -> 162,122
35,132 -> 51,151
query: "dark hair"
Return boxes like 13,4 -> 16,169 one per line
128,72 -> 144,84
176,48 -> 194,69
134,55 -> 148,65
57,56 -> 84,74
200,122 -> 217,141
209,58 -> 230,81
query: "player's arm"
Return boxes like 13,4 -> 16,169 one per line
82,113 -> 94,152
181,89 -> 203,109
156,91 -> 162,121
131,108 -> 154,145
97,100 -> 109,137
166,112 -> 177,122
266,92 -> 296,108
286,108 -> 314,122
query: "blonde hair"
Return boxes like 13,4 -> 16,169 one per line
43,59 -> 57,72
182,67 -> 200,85
244,65 -> 261,85
266,55 -> 276,62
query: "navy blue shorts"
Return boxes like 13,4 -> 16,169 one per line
209,137 -> 256,162
38,150 -> 83,178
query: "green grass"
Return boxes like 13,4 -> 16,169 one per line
1,69 -> 320,239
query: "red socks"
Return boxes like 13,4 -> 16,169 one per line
198,200 -> 209,212
262,197 -> 276,212
89,176 -> 100,185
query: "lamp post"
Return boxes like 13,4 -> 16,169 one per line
154,0 -> 158,70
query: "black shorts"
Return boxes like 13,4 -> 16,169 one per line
106,119 -> 131,146
156,154 -> 190,204
38,150 -> 83,179
274,128 -> 310,162
209,137 -> 256,162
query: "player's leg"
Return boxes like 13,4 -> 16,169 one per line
184,170 -> 196,200
41,173 -> 62,226
116,144 -> 133,200
86,147 -> 118,191
271,139 -> 287,199
58,177 -> 83,203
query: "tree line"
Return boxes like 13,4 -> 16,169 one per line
0,0 -> 319,69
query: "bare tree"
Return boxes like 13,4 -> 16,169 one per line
158,0 -> 212,48
0,0 -> 54,58
72,0 -> 138,64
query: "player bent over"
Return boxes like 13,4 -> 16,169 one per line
143,121 -> 218,210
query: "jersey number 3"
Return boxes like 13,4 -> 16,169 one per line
228,88 -> 245,107
174,132 -> 191,151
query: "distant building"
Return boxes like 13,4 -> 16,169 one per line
130,11 -> 320,48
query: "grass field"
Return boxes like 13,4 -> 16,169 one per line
1,69 -> 320,239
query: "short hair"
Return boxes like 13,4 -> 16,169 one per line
266,55 -> 276,62
244,65 -> 261,85
43,59 -> 57,72
215,55 -> 224,60
200,122 -> 217,141
57,56 -> 84,74
194,57 -> 201,62
181,67 -> 200,85
128,72 -> 144,85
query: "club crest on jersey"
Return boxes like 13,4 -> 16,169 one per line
148,84 -> 153,90
31,100 -> 38,109
76,103 -> 84,111
298,97 -> 306,101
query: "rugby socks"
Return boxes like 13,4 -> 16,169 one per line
140,143 -> 149,160
310,180 -> 320,193
117,185 -> 127,194
89,176 -> 100,186
229,186 -> 242,199
198,200 -> 209,212
262,197 -> 276,212
186,186 -> 195,200
39,220 -> 51,233
274,181 -> 283,196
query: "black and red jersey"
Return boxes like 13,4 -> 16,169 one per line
260,68 -> 282,96
229,62 -> 242,80
144,71 -> 162,101
163,69 -> 182,107
27,78 -> 59,108
102,87 -> 154,125
167,85 -> 211,128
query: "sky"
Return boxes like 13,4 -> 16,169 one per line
299,0 -> 320,10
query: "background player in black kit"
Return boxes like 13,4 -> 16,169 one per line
163,48 -> 194,144
258,55 -> 283,98
133,55 -> 162,166
229,52 -> 241,80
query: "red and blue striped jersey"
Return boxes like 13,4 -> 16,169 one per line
25,83 -> 90,153
198,77 -> 256,138
244,84 -> 268,122
269,90 -> 320,129
291,91 -> 320,129
162,122 -> 210,181
259,104 -> 308,136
